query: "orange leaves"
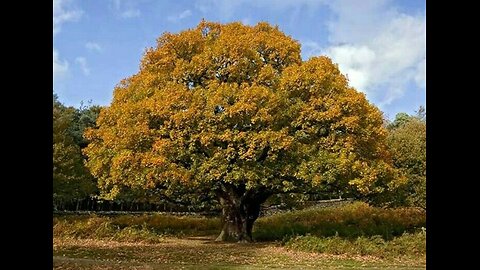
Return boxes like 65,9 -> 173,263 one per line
152,139 -> 173,156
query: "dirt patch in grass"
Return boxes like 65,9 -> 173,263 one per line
54,236 -> 425,269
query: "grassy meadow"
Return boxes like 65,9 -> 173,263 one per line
53,202 -> 426,269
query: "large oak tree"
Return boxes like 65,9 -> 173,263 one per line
84,21 -> 401,241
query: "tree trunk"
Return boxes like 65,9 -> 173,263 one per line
215,185 -> 270,242
215,198 -> 247,242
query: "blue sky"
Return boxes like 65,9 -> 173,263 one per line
54,0 -> 425,120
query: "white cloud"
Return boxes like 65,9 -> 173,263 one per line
121,9 -> 141,18
110,0 -> 141,19
54,49 -> 69,79
194,0 -> 326,19
85,42 -> 103,52
415,58 -> 426,90
303,0 -> 426,107
326,45 -> 376,91
53,0 -> 83,36
53,0 -> 81,85
167,10 -> 192,23
75,57 -> 90,76
195,0 -> 426,108
325,0 -> 395,44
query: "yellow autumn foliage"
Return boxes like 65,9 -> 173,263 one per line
84,21 -> 400,201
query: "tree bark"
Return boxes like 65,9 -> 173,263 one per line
215,185 -> 270,242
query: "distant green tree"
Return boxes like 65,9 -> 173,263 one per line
53,94 -> 99,205
387,112 -> 411,130
69,101 -> 102,148
378,107 -> 426,209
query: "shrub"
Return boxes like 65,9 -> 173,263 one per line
53,215 -> 164,243
285,230 -> 426,258
254,202 -> 425,241
53,213 -> 221,241
53,202 -> 425,244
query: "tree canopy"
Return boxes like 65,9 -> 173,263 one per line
383,108 -> 426,209
84,21 -> 401,241
53,94 -> 99,204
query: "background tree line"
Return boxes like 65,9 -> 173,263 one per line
53,94 -> 218,212
53,97 -> 425,212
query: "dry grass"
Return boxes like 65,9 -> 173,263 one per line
53,236 -> 426,269
53,203 -> 426,269
255,202 -> 426,240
